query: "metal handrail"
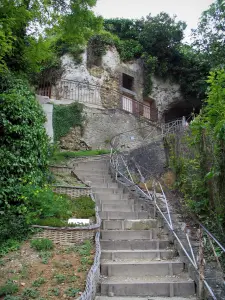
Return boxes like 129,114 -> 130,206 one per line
109,120 -> 225,300
36,78 -> 159,122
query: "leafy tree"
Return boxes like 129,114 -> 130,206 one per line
192,0 -> 225,68
104,18 -> 144,41
139,13 -> 186,77
0,0 -> 102,74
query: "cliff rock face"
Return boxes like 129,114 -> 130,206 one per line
150,77 -> 184,121
49,46 -> 187,151
58,46 -> 184,119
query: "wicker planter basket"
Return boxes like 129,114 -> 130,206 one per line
32,225 -> 99,245
50,165 -> 73,174
52,185 -> 91,198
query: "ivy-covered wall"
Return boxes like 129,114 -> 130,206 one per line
53,102 -> 85,143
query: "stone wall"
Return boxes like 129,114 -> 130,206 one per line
59,126 -> 90,151
82,107 -> 160,150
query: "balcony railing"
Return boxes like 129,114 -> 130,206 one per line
36,79 -> 158,122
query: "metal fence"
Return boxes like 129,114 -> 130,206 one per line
109,121 -> 225,300
36,79 -> 158,122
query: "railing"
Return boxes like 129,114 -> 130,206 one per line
109,121 -> 225,300
36,79 -> 158,122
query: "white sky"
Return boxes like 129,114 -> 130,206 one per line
93,0 -> 214,41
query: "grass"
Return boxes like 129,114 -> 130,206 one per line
0,281 -> 19,296
50,149 -> 110,164
30,239 -> 54,252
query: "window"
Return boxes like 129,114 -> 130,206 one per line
122,73 -> 134,91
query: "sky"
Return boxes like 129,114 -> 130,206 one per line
93,0 -> 214,41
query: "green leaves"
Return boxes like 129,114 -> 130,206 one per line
53,102 -> 84,142
192,0 -> 225,68
0,78 -> 50,210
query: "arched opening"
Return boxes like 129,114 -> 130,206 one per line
164,101 -> 201,122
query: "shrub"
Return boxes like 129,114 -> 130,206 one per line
72,196 -> 95,219
30,238 -> 54,251
0,212 -> 30,245
23,185 -> 95,224
0,78 -> 50,211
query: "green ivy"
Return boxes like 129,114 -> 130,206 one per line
53,102 -> 85,142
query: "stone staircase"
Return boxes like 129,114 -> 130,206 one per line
75,158 -> 197,300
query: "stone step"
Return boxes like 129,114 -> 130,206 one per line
99,211 -> 149,220
100,240 -> 172,251
101,249 -> 176,260
100,276 -> 195,297
96,297 -> 196,300
101,230 -> 167,240
94,193 -> 129,200
102,219 -> 159,230
101,204 -> 134,212
101,260 -> 184,277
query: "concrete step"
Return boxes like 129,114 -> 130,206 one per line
99,211 -> 149,220
102,219 -> 158,230
84,178 -> 114,184
100,276 -> 195,297
94,193 -> 129,200
101,230 -> 167,240
96,297 -> 196,300
100,239 -> 172,250
92,187 -> 125,194
81,176 -> 113,181
101,260 -> 184,277
98,200 -> 135,208
101,204 -> 134,212
101,249 -> 176,260
75,167 -> 109,172
91,183 -> 119,188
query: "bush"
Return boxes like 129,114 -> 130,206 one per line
0,212 -> 30,245
72,196 -> 95,219
30,238 -> 54,251
22,185 -> 95,225
0,78 -> 50,211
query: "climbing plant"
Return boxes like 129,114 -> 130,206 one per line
53,102 -> 85,142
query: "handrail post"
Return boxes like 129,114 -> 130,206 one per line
199,227 -> 205,299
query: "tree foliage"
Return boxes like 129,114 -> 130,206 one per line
192,0 -> 225,68
0,0 -> 102,75
167,69 -> 225,234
